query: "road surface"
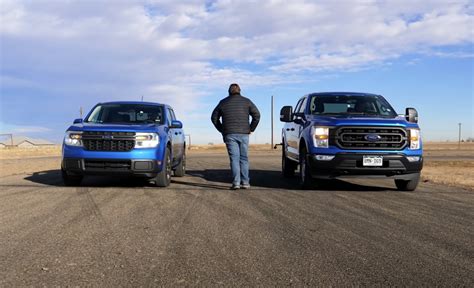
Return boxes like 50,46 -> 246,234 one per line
1,153 -> 473,286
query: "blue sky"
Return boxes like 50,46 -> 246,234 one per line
0,0 -> 473,144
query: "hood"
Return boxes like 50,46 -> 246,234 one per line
307,115 -> 419,128
67,122 -> 162,132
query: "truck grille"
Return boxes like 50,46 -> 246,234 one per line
82,131 -> 135,152
334,127 -> 407,150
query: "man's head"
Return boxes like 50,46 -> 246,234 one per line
228,83 -> 241,95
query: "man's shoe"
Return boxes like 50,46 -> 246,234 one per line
241,184 -> 251,189
231,184 -> 240,190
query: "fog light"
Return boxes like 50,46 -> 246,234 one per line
315,155 -> 335,161
407,156 -> 421,162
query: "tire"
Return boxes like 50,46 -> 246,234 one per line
395,173 -> 420,191
282,147 -> 297,177
174,151 -> 186,177
61,169 -> 83,186
299,147 -> 314,189
154,147 -> 172,187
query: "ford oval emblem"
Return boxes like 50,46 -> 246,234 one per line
103,135 -> 114,140
365,134 -> 382,142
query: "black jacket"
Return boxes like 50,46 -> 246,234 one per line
211,94 -> 261,135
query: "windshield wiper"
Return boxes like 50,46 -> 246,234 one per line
142,119 -> 160,124
345,112 -> 381,116
312,113 -> 341,116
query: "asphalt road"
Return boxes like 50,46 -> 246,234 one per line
1,153 -> 473,286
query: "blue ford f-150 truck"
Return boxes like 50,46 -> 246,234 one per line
280,92 -> 423,191
62,101 -> 186,187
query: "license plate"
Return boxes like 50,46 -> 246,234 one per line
363,156 -> 383,167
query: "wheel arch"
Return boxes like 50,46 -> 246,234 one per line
299,136 -> 309,155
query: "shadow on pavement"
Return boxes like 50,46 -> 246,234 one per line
22,169 -> 396,192
185,169 -> 396,192
23,169 -> 155,188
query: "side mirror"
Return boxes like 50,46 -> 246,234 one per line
170,120 -> 183,129
280,106 -> 293,122
73,118 -> 83,124
405,108 -> 418,123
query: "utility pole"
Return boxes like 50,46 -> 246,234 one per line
271,95 -> 274,150
80,107 -> 83,118
185,134 -> 191,150
141,95 -> 144,102
458,123 -> 462,149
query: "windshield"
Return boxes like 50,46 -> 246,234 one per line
309,95 -> 397,117
85,104 -> 164,124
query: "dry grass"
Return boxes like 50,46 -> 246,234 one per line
396,141 -> 474,189
424,141 -> 474,150
422,160 -> 474,190
0,145 -> 61,159
189,143 -> 274,152
0,157 -> 60,177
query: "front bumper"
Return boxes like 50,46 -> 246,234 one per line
62,158 -> 162,178
308,153 -> 423,180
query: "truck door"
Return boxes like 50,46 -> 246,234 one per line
292,96 -> 308,161
286,97 -> 305,160
167,108 -> 183,164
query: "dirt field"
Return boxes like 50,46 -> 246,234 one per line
420,142 -> 474,189
0,142 -> 473,189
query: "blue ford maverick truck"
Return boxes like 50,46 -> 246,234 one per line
62,101 -> 186,187
280,92 -> 423,191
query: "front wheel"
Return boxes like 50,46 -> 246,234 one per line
299,147 -> 314,189
395,173 -> 420,191
61,169 -> 83,186
282,147 -> 297,177
154,147 -> 172,187
174,151 -> 186,177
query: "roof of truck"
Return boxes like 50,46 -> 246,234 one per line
98,101 -> 166,106
308,92 -> 381,97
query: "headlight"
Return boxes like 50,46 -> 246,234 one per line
135,133 -> 159,148
312,126 -> 330,148
409,129 -> 420,150
64,131 -> 83,147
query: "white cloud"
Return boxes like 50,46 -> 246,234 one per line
2,0 -> 472,82
0,0 -> 472,141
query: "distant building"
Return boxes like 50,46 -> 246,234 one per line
0,136 -> 55,148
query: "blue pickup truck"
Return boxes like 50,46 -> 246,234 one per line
61,101 -> 186,187
280,92 -> 423,191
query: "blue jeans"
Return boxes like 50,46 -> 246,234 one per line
224,134 -> 250,186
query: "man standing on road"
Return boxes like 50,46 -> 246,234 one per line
211,83 -> 261,190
